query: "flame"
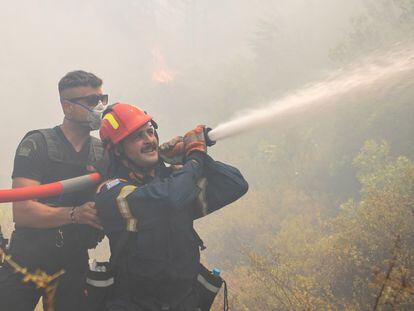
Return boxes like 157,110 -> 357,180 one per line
152,47 -> 175,84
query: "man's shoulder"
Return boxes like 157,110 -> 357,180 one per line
16,130 -> 48,157
20,129 -> 48,143
96,178 -> 133,200
18,127 -> 62,148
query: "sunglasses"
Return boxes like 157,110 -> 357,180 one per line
63,94 -> 109,109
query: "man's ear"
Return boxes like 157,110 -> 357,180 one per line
61,100 -> 72,116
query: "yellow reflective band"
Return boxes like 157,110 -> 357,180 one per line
116,185 -> 138,232
103,113 -> 119,130
196,177 -> 209,216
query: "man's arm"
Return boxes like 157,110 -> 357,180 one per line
13,178 -> 102,229
12,177 -> 102,229
13,177 -> 73,228
11,131 -> 102,229
120,156 -> 204,209
191,156 -> 249,219
96,155 -> 205,232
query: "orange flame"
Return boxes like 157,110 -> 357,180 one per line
152,47 -> 175,84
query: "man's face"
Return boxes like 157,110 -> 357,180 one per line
60,86 -> 104,123
122,123 -> 159,169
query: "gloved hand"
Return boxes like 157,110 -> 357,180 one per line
159,136 -> 185,165
183,125 -> 207,157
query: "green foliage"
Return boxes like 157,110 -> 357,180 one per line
205,140 -> 414,310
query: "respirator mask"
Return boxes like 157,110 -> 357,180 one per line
62,94 -> 109,130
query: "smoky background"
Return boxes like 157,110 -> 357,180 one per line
0,0 -> 362,189
1,2 -> 414,308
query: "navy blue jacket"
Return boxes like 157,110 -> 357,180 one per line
95,154 -> 248,298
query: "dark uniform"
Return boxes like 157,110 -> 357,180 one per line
0,127 -> 105,311
96,154 -> 248,311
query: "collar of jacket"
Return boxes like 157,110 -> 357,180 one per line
116,161 -> 170,185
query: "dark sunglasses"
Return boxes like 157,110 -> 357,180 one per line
63,94 -> 109,107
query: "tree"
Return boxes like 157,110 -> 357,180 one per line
209,140 -> 414,310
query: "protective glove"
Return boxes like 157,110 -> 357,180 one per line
159,136 -> 185,165
183,125 -> 207,157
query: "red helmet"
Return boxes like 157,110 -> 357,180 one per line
100,103 -> 153,147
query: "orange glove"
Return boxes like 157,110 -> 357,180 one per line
159,136 -> 185,165
183,125 -> 207,157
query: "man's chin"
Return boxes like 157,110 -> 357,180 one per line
139,154 -> 159,168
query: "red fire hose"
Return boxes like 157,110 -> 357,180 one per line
0,173 -> 101,203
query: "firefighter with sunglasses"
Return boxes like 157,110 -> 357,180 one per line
96,103 -> 248,310
0,70 -> 108,311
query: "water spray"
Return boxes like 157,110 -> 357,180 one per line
208,43 -> 414,142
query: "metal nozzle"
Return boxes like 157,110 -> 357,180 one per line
204,127 -> 216,147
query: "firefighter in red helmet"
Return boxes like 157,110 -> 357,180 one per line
100,103 -> 154,146
96,103 -> 248,310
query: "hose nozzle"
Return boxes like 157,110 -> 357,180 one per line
204,127 -> 216,147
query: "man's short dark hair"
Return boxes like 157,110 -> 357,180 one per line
58,70 -> 103,93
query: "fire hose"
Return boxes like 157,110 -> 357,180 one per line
0,173 -> 101,203
0,129 -> 217,203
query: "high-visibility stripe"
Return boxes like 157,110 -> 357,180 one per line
196,177 -> 208,216
86,277 -> 114,287
103,113 -> 119,129
197,274 -> 221,293
116,185 -> 138,232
